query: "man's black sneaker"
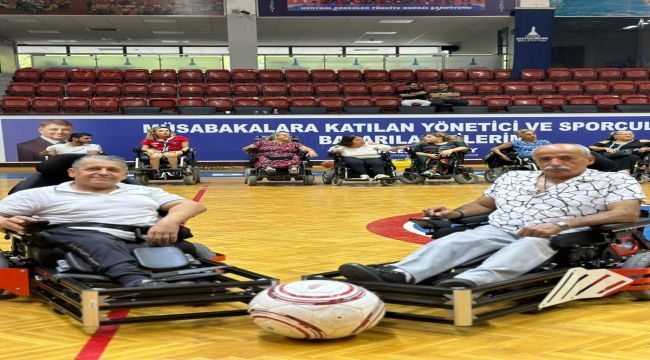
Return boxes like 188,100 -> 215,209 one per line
435,278 -> 476,289
338,263 -> 409,284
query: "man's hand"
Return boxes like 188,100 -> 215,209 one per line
517,223 -> 565,238
0,216 -> 42,233
145,220 -> 180,246
422,206 -> 461,219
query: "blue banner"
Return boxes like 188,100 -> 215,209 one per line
512,9 -> 554,79
259,0 -> 515,16
2,114 -> 650,163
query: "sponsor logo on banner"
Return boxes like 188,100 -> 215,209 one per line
516,26 -> 549,43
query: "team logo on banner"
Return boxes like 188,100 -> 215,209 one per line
516,26 -> 549,43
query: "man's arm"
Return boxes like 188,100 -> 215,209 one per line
423,195 -> 496,219
145,199 -> 207,245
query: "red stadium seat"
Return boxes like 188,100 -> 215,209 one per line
289,96 -> 318,107
123,69 -> 150,83
6,82 -> 37,97
546,68 -> 572,82
69,69 -> 97,83
318,96 -> 345,113
288,83 -> 314,96
61,97 -> 90,113
519,69 -> 545,82
148,97 -> 178,113
501,82 -> 530,95
178,97 -> 206,107
493,69 -> 513,82
363,69 -> 389,82
388,69 -> 415,83
178,83 -> 206,97
94,83 -> 122,97
475,82 -> 501,96
609,81 -> 636,95
314,83 -> 341,97
310,69 -> 337,83
566,95 -> 595,105
258,69 -> 285,83
232,83 -> 260,97
205,97 -> 234,112
372,96 -> 401,113
344,96 -> 373,107
623,68 -> 649,81
441,69 -> 466,82
414,69 -> 442,84
593,94 -> 622,112
1,96 -> 31,113
539,94 -> 566,112
30,96 -> 61,113
230,69 -> 258,83
596,68 -> 623,81
261,97 -> 291,113
41,69 -> 69,83
149,83 -> 178,97
555,81 -> 583,95
260,83 -> 288,97
529,81 -> 556,95
337,69 -> 363,83
449,82 -> 476,95
622,94 -> 649,104
460,96 -> 485,106
466,68 -> 493,82
121,83 -> 150,97
484,95 -> 512,112
97,69 -> 124,83
341,83 -> 369,96
150,69 -> 178,83
91,97 -> 119,113
205,83 -> 232,97
284,69 -> 310,83
13,68 -> 41,83
66,82 -> 94,98
233,97 -> 262,107
511,95 -> 540,105
118,97 -> 148,108
571,68 -> 597,81
204,69 -> 231,83
636,81 -> 650,95
177,69 -> 204,83
582,81 -> 610,95
368,82 -> 396,96
36,83 -> 65,97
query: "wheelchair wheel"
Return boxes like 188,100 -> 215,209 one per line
244,168 -> 252,184
134,173 -> 150,185
380,179 -> 397,186
453,173 -> 479,184
194,168 -> 201,184
398,168 -> 426,184
331,177 -> 344,186
622,251 -> 650,300
483,169 -> 498,183
303,174 -> 315,185
322,169 -> 334,184
247,175 -> 258,186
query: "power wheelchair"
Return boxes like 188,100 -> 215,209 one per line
321,151 -> 398,186
633,153 -> 650,183
398,148 -> 478,184
0,155 -> 277,331
132,148 -> 201,185
243,136 -> 315,186
304,212 -> 650,326
482,148 -> 538,183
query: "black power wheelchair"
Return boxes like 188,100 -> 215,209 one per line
633,153 -> 650,184
398,148 -> 479,184
0,155 -> 277,331
243,136 -> 315,186
482,148 -> 538,183
321,151 -> 399,186
132,148 -> 201,185
304,213 -> 650,326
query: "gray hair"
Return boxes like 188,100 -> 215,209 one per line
531,144 -> 592,158
71,154 -> 128,170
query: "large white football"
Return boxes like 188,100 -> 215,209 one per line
248,279 -> 385,339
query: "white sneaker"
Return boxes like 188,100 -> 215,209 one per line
374,174 -> 390,180
421,170 -> 439,177
359,174 -> 370,180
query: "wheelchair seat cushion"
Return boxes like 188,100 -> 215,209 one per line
132,246 -> 190,270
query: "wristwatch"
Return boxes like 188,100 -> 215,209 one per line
554,221 -> 571,231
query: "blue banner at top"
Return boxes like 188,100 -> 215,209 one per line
259,0 -> 516,16
511,9 -> 554,80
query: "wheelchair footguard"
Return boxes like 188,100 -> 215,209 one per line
303,217 -> 650,326
0,232 -> 277,331
322,152 -> 399,186
397,149 -> 479,185
132,148 -> 201,185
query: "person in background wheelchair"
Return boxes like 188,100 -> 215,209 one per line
588,130 -> 650,174
243,131 -> 317,176
0,154 -> 207,288
327,135 -> 406,181
339,144 -> 645,288
491,129 -> 550,162
140,126 -> 190,178
483,129 -> 547,183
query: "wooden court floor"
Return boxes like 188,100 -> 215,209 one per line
2,169 -> 650,360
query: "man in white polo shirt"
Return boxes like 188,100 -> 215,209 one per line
44,132 -> 102,157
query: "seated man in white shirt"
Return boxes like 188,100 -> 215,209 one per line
44,132 -> 102,157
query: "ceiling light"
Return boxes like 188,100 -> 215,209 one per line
365,31 -> 397,35
143,19 -> 177,23
354,40 -> 384,44
153,31 -> 184,35
28,30 -> 60,34
161,40 -> 181,43
379,19 -> 413,24
48,40 -> 77,43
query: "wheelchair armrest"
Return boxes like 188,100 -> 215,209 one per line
408,215 -> 489,230
592,217 -> 650,233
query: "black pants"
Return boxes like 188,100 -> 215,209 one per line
342,157 -> 385,176
430,98 -> 469,111
41,228 -> 194,285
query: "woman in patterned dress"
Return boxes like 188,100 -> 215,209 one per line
242,131 -> 317,175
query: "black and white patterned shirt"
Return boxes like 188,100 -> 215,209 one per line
485,169 -> 646,233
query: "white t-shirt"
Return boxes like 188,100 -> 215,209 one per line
45,143 -> 102,155
328,143 -> 391,159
